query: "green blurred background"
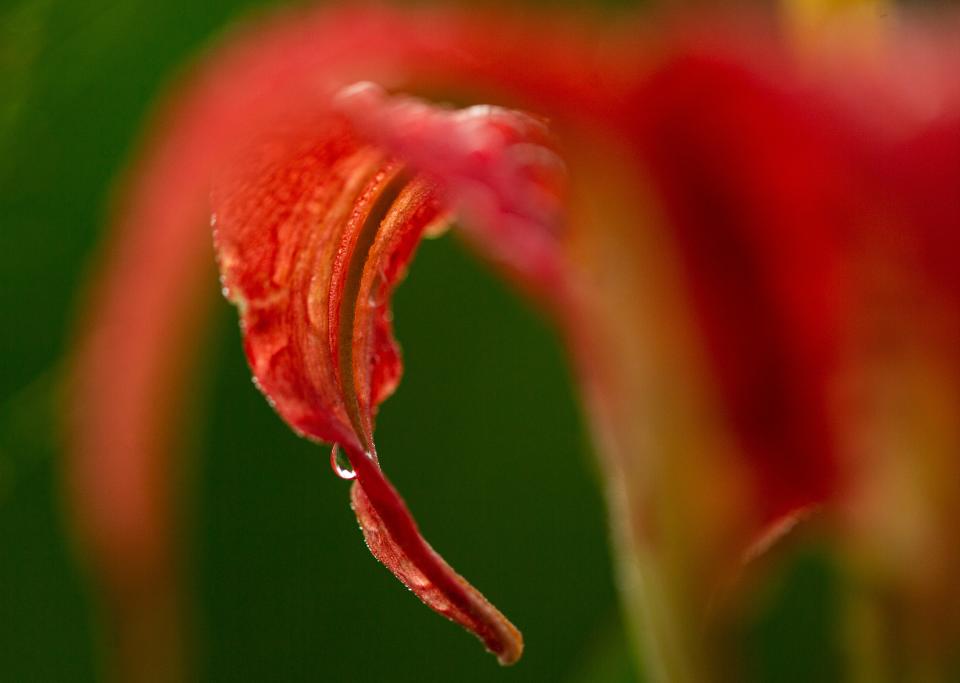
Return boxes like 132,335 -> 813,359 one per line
0,0 -> 844,680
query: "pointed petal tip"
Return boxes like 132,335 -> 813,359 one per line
348,465 -> 523,665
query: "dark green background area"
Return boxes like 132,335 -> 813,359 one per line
0,1 -> 841,681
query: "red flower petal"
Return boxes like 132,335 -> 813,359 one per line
634,49 -> 846,522
210,96 -> 551,662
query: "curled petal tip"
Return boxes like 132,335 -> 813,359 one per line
349,466 -> 523,665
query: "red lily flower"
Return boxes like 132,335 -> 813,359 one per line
67,2 -> 960,680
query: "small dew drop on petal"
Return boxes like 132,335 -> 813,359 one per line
330,444 -> 357,480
